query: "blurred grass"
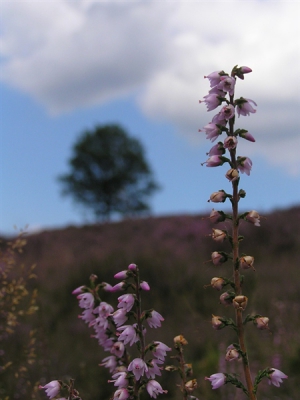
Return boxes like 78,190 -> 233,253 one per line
4,206 -> 300,399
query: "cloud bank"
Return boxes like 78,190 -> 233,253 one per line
1,0 -> 299,173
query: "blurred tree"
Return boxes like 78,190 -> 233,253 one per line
58,124 -> 159,220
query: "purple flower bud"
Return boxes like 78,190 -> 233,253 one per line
202,155 -> 224,167
240,66 -> 252,74
72,286 -> 85,295
239,130 -> 255,142
140,281 -> 150,291
128,263 -> 137,270
114,270 -> 128,279
207,142 -> 225,156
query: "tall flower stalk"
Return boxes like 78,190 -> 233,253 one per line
201,66 -> 287,398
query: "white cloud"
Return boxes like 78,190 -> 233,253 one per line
1,0 -> 300,173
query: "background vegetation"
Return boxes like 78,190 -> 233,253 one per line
2,206 -> 300,399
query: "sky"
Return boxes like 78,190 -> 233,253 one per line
1,0 -> 300,236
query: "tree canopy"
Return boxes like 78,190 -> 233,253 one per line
58,124 -> 159,220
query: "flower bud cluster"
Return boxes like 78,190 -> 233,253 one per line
72,264 -> 169,399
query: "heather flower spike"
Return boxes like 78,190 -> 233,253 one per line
201,65 -> 287,399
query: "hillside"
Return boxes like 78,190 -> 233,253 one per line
3,206 -> 300,399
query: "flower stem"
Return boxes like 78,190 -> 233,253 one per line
229,92 -> 256,400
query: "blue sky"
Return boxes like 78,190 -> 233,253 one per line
1,0 -> 300,236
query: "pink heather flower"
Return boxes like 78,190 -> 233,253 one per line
97,301 -> 114,318
110,282 -> 126,292
209,209 -> 226,223
128,263 -> 137,270
212,113 -> 227,126
117,324 -> 139,346
237,156 -> 252,175
224,136 -> 238,150
72,285 -> 85,295
113,388 -> 130,400
100,355 -> 117,373
114,270 -> 128,279
245,210 -> 260,226
128,358 -> 148,380
205,373 -> 226,389
39,380 -> 61,399
140,281 -> 150,291
112,308 -> 128,327
117,294 -> 135,312
268,368 -> 288,387
201,123 -> 222,142
146,380 -> 167,398
102,282 -> 113,292
111,341 -> 125,358
152,341 -> 172,361
204,71 -> 223,87
110,371 -> 129,388
240,66 -> 252,74
146,360 -> 162,379
217,76 -> 236,96
239,130 -> 255,142
235,97 -> 257,117
211,251 -> 227,265
202,155 -> 224,167
77,292 -> 94,309
202,93 -> 224,111
79,308 -> 95,324
207,142 -> 225,156
218,104 -> 235,120
225,344 -> 240,362
147,310 -> 164,328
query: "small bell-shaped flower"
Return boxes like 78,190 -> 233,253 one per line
268,368 -> 288,387
146,380 -> 167,398
235,97 -> 257,117
211,251 -> 228,265
128,358 -> 148,380
237,156 -> 252,175
113,388 -> 130,400
205,373 -> 226,389
211,314 -> 224,330
211,229 -> 227,242
210,277 -> 226,291
209,209 -> 226,223
146,310 -> 164,328
254,316 -> 269,330
39,381 -> 61,399
224,136 -> 238,150
240,256 -> 255,270
225,344 -> 240,362
204,70 -> 224,87
201,123 -> 222,142
77,293 -> 94,309
245,210 -> 260,226
217,104 -> 235,120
